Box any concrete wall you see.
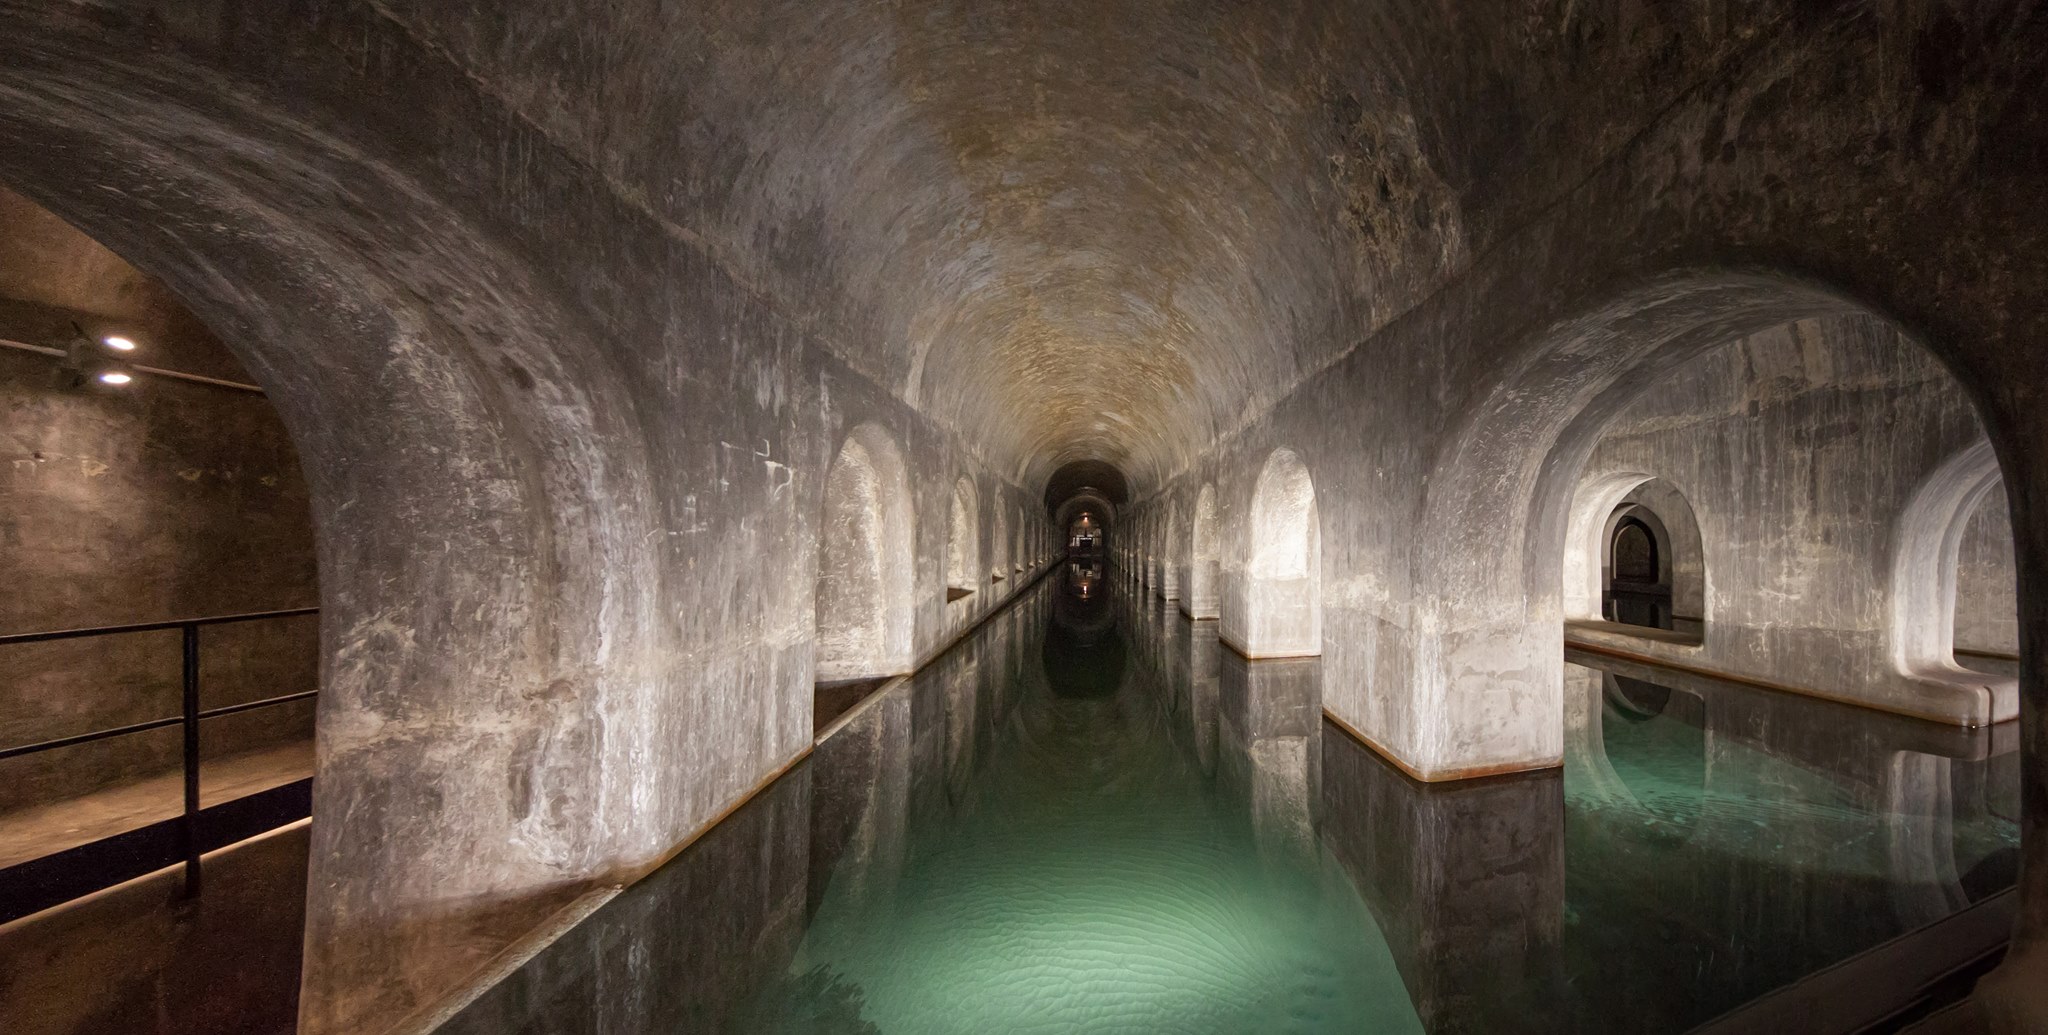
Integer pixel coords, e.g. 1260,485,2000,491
1564,315,2017,725
1958,483,2019,658
0,187,318,811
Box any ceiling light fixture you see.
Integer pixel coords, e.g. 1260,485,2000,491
98,371,133,385
103,336,137,351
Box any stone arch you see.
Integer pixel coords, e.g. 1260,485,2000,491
1184,484,1221,619
1399,269,2019,778
816,423,915,680
1011,507,1025,575
1892,440,2005,683
1056,492,1113,558
1226,448,1320,658
1564,475,1707,636
947,477,980,602
1954,481,2019,666
990,503,1010,583
1609,514,1659,585
0,29,678,1033
1160,507,1182,601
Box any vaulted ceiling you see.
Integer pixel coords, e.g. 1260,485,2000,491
376,1,1794,498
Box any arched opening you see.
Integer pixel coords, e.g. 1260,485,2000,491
1225,448,1320,658
1553,309,2016,727
1605,511,1666,629
0,33,714,1032
1067,511,1104,555
990,506,1009,584
1389,273,2026,781
1954,481,2018,677
1892,440,2017,701
1011,513,1025,577
947,478,980,604
1565,476,1706,640
0,185,321,1033
815,424,915,682
1160,509,1181,602
1184,484,1220,620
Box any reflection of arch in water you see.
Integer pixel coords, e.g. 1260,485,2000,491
1184,620,1222,777
816,423,916,680
1042,604,1126,699
1217,651,1323,855
1564,668,1707,842
1048,618,1130,696
943,643,983,805
1224,448,1321,658
1567,657,2013,921
807,685,913,925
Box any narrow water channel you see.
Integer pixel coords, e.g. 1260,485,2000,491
443,564,2019,1034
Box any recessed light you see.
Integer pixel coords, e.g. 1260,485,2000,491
98,372,133,385
103,336,137,351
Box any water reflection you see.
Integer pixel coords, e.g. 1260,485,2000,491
440,571,2019,1035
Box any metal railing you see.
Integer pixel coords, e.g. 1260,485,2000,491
0,607,318,907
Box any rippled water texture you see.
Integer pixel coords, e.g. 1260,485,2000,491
442,568,2019,1034
743,597,1420,1034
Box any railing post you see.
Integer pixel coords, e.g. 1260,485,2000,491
180,622,202,898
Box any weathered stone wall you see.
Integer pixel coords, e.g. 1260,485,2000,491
0,187,318,811
1563,315,2015,724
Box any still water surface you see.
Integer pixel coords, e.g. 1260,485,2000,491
444,565,2018,1034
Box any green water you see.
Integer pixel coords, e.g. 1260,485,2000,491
443,569,2021,1034
743,590,1423,1033
1556,672,2021,1032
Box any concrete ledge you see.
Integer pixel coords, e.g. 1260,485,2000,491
1566,617,1704,648
1562,632,2014,727
1321,710,1561,784
1217,628,1320,660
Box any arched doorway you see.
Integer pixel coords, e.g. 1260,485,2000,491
1892,440,2016,690
1185,484,1220,620
815,424,914,681
990,505,1009,585
1160,508,1181,602
1566,475,1707,640
1225,448,1320,658
1603,508,1669,630
947,478,980,605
